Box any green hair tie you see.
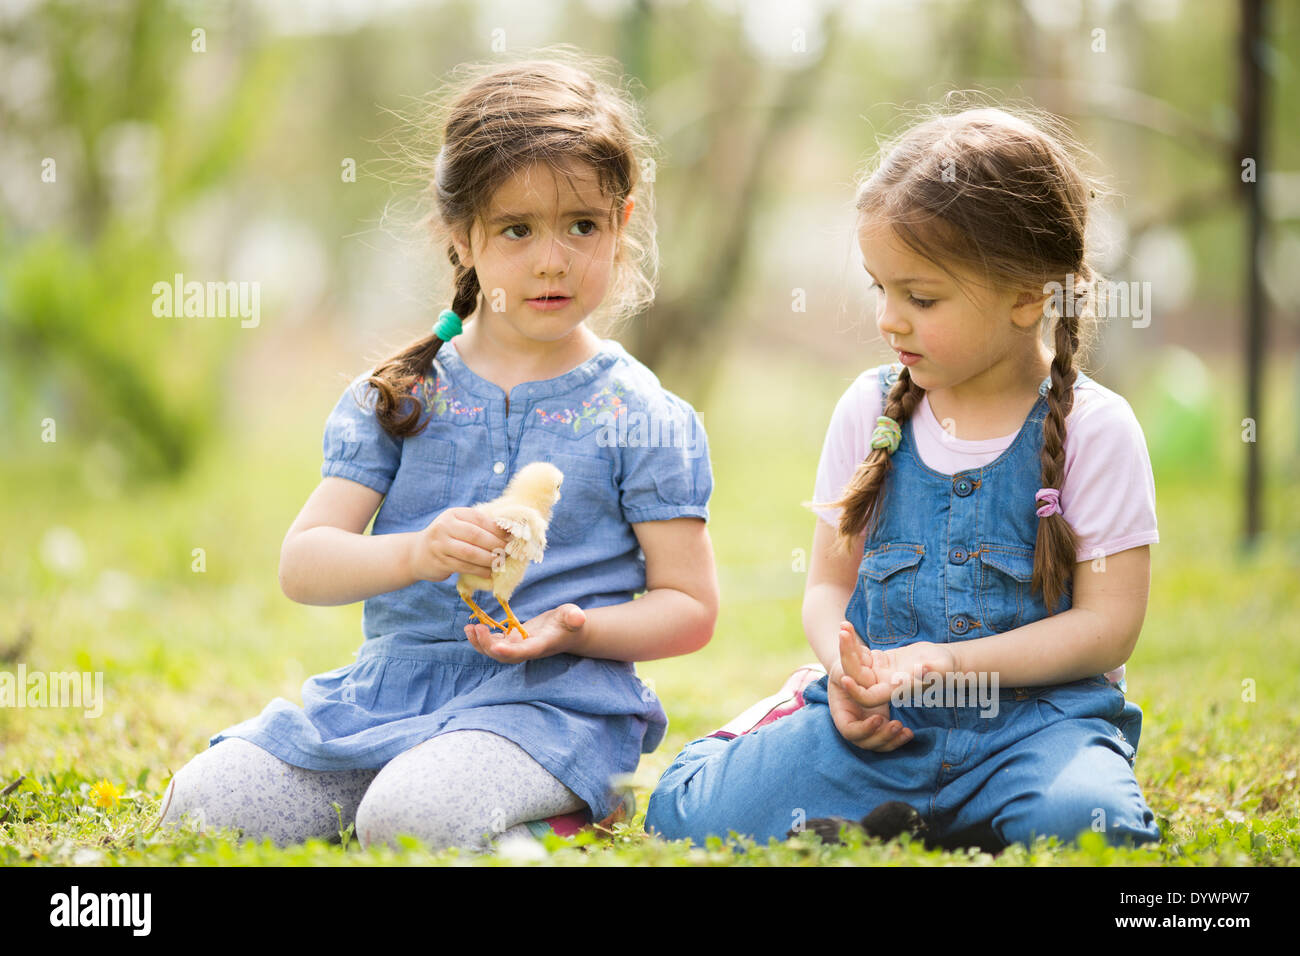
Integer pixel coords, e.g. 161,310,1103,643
871,415,902,455
433,309,462,340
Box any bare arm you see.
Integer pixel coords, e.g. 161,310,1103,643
565,517,719,662
278,477,505,606
950,546,1151,685
278,478,411,606
802,517,864,673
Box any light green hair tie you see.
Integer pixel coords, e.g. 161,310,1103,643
871,415,902,455
433,309,462,340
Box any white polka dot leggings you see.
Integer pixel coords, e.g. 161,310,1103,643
156,731,586,852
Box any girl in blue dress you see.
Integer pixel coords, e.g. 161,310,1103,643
158,56,718,852
647,105,1163,851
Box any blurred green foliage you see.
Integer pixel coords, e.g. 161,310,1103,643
2,0,1297,485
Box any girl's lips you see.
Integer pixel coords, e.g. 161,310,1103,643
896,349,921,366
525,296,572,311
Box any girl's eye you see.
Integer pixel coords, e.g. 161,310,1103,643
870,282,935,309
570,219,597,237
503,224,530,239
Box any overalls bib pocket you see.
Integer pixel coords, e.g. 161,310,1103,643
977,545,1036,634
859,543,924,644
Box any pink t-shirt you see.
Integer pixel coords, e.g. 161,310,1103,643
812,367,1159,686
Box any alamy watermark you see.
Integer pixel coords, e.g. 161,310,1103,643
1044,274,1151,328
152,273,260,328
889,669,1000,718
1,664,103,718
49,885,150,935
594,408,706,459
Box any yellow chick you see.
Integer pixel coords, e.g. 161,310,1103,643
456,461,564,640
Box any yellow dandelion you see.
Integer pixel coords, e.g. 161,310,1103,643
90,779,121,809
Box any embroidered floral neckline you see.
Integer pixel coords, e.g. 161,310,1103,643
410,376,484,420
408,369,629,432
533,382,627,433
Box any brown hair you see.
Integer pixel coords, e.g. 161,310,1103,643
363,50,658,439
822,101,1105,615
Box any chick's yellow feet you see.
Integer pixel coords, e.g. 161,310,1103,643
460,595,506,632
498,598,530,640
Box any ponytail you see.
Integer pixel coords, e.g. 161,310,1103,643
365,245,479,440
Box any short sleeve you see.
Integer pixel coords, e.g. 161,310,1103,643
1061,387,1159,561
320,371,403,495
617,394,712,523
812,370,882,527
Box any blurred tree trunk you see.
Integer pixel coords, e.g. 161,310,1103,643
1238,0,1268,546
621,5,841,400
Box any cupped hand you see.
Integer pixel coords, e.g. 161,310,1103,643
464,603,587,663
828,622,914,752
840,637,959,714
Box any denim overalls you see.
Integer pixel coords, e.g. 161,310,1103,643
646,364,1161,848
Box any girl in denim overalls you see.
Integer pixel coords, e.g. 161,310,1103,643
647,106,1162,850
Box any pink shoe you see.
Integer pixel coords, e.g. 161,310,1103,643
711,663,827,738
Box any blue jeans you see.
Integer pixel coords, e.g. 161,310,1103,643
645,675,1161,849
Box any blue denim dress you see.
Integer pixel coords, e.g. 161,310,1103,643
211,338,711,820
647,363,1161,848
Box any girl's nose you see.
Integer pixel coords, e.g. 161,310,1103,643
875,293,909,337
534,233,571,278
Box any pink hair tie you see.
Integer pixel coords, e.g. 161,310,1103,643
1035,487,1062,518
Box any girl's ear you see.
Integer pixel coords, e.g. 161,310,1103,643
621,197,634,226
450,225,475,269
1010,288,1052,329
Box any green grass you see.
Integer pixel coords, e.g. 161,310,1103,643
1,344,1297,866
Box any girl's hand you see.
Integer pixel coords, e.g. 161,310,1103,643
408,507,509,584
841,639,960,712
464,603,587,663
828,622,914,751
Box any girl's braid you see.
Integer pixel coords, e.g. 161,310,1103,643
831,365,926,551
1033,282,1084,614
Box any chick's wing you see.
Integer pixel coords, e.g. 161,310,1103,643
485,502,549,564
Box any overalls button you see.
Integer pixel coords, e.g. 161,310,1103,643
949,548,967,564
950,616,969,634
953,477,973,497
493,461,506,474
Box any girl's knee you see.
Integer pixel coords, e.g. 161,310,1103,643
644,750,715,842
155,763,226,838
645,763,748,845
646,733,816,845
354,782,401,850
997,786,1159,848
356,729,588,852
355,776,495,853
644,786,686,842
155,746,224,831
155,739,348,847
